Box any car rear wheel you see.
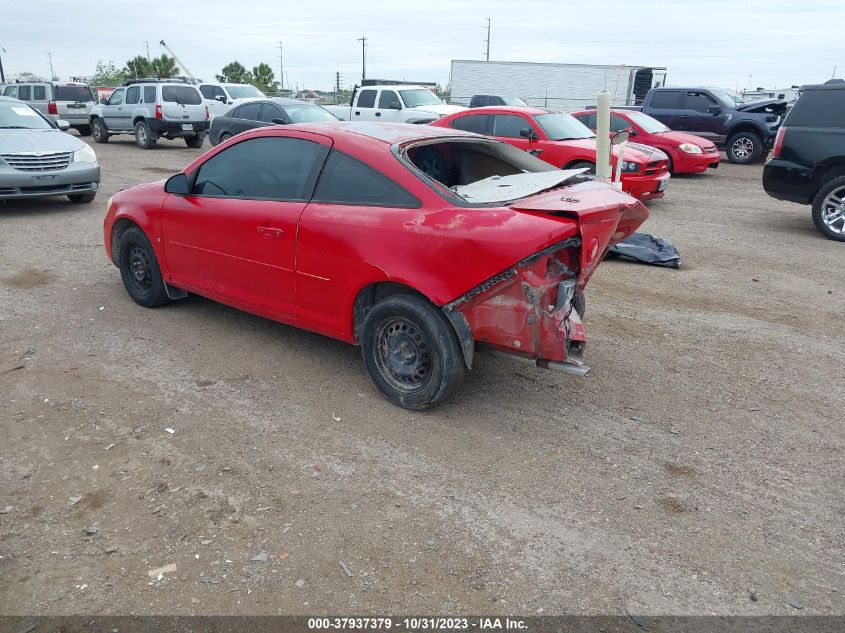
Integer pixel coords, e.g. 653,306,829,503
134,121,157,150
811,176,845,242
184,134,205,148
76,126,92,137
361,294,465,410
68,192,96,204
118,227,170,307
726,131,762,164
91,118,109,143
568,161,595,174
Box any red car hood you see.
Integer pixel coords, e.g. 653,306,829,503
659,130,717,149
557,137,665,162
511,180,648,284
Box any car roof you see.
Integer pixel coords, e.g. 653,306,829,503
276,121,477,144
265,97,319,106
455,105,554,115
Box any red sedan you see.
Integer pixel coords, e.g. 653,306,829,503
104,123,647,409
431,106,670,201
571,109,720,174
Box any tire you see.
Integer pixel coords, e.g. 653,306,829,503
361,294,465,410
117,227,170,307
91,118,109,143
134,121,157,149
569,161,596,174
414,146,449,184
219,132,232,144
726,131,762,164
67,192,96,204
811,175,845,242
76,126,92,137
184,134,205,148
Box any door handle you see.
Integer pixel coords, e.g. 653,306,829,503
354,111,360,116
257,226,283,237
678,114,689,118
375,112,381,117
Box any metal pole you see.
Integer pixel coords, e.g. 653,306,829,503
0,44,5,83
596,91,611,181
47,52,54,80
357,37,367,81
485,19,490,61
144,41,150,61
278,41,284,92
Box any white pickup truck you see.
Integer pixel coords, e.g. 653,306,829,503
324,85,465,124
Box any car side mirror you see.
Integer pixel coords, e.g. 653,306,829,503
55,119,70,131
388,101,402,110
215,95,227,103
99,97,108,105
611,130,630,145
164,173,190,196
625,127,637,136
519,127,538,141
707,106,722,115
271,118,286,125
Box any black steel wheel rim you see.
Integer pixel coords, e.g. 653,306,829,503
128,245,152,295
374,317,433,393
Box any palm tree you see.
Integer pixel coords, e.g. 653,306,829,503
124,55,152,79
250,63,278,94
149,55,179,79
216,61,251,84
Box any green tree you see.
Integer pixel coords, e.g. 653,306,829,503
216,61,251,83
124,55,152,79
149,55,179,79
249,63,277,94
91,59,127,86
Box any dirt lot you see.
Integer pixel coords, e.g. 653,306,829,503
0,134,842,617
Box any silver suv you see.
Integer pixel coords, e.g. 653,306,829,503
89,79,209,149
0,82,96,136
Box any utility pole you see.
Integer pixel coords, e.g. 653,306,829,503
278,41,284,93
47,52,55,80
484,18,491,62
358,36,367,82
335,71,342,102
833,65,838,79
0,44,6,83
144,41,150,61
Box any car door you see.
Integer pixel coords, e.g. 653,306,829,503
374,89,403,122
122,86,141,129
102,88,126,130
258,102,286,125
491,113,532,151
646,90,682,127
201,84,229,119
351,89,377,121
30,85,49,118
160,132,331,318
676,90,728,142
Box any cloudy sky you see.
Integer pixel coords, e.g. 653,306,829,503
2,0,841,93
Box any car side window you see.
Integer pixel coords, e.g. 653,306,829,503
357,90,377,108
213,87,226,100
33,86,46,101
450,114,491,134
3,86,17,98
199,85,215,99
492,114,529,138
610,115,630,132
18,86,31,100
143,86,156,103
378,90,399,109
312,150,420,208
650,90,681,109
125,86,140,105
236,102,261,120
684,91,716,113
259,104,284,123
191,136,322,201
108,89,124,105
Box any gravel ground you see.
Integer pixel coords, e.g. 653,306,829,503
0,134,842,617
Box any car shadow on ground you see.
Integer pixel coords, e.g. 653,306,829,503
0,197,95,218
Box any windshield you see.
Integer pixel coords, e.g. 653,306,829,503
711,89,742,108
161,85,202,105
281,104,338,123
0,102,53,129
226,85,265,99
533,113,595,140
399,89,442,108
54,85,94,102
501,96,527,106
625,110,669,133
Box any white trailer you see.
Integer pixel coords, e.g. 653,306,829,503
449,60,667,111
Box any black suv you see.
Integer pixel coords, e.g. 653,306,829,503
763,79,845,241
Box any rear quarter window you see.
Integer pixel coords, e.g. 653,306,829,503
161,85,202,105
143,86,157,103
787,90,845,128
450,114,491,134
313,151,419,208
649,90,681,109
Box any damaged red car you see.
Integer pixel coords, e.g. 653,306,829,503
104,122,647,409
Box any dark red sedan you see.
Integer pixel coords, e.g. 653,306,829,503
104,122,647,409
571,108,720,174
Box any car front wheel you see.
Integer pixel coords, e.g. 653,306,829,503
726,131,762,164
118,227,170,307
361,294,465,410
68,192,96,204
91,118,109,143
811,175,845,242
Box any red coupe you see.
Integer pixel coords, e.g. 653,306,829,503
104,123,647,409
431,106,670,201
571,108,720,174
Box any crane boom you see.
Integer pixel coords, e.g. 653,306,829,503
159,40,197,83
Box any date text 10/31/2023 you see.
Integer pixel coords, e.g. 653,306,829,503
307,617,528,630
